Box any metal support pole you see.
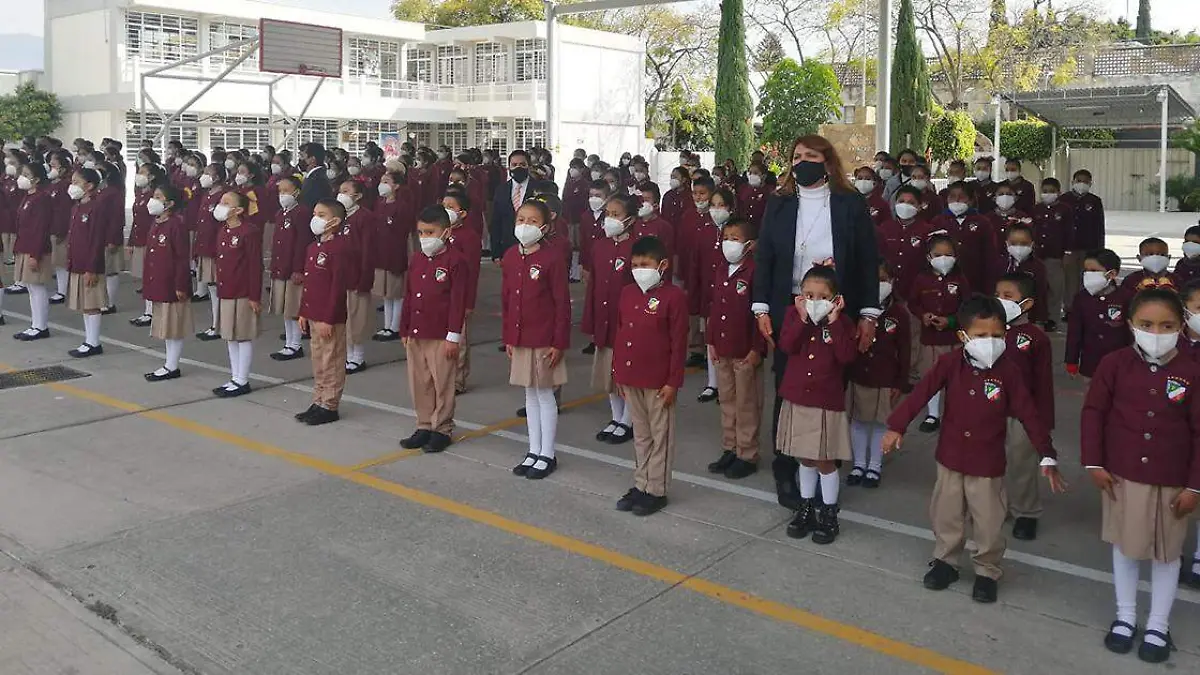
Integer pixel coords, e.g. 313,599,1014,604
140,74,148,154
152,45,257,144
545,1,557,153
1159,87,1169,213
142,38,258,77
993,97,1002,166
860,0,868,108
282,78,326,150
875,0,892,152
1049,125,1057,178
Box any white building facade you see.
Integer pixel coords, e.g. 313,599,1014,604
43,0,645,160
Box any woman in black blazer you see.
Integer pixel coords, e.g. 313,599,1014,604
751,134,881,509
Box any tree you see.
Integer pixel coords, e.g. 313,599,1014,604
914,0,992,109
890,0,932,154
0,83,63,140
660,82,716,150
747,0,826,63
391,0,542,26
1136,0,1151,40
820,0,878,68
714,0,755,166
989,0,1006,36
928,109,976,161
756,58,842,154
753,31,787,73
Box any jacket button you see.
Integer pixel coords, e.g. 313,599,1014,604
1141,456,1149,464
808,354,814,360
1144,432,1152,440
626,361,632,366
969,390,975,396
964,431,971,437
416,293,421,298
626,342,632,347
1150,365,1158,373
1150,389,1157,395
1147,411,1155,418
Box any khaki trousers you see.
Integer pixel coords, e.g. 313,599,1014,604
688,316,704,351
455,314,472,391
930,462,1008,580
1063,251,1083,312
1044,257,1064,322
625,386,676,497
311,322,347,410
715,358,763,461
407,338,456,435
1004,417,1042,519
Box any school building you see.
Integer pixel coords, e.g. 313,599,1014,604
41,0,645,160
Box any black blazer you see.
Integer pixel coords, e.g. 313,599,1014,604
489,180,524,259
300,167,333,208
752,189,880,333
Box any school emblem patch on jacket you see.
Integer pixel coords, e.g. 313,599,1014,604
529,265,541,280
1106,306,1122,322
434,267,448,283
984,379,1002,402
1016,333,1032,351
646,297,660,313
735,280,748,295
883,317,898,334
1166,377,1188,403
947,283,959,295
316,252,327,267
822,327,832,343
614,257,626,272
230,235,240,247
910,236,921,248
157,233,167,245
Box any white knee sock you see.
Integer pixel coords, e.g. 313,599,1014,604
1111,545,1139,636
83,313,101,346
536,387,558,459
55,268,68,295
165,339,183,370
706,356,718,388
284,318,300,349
382,301,394,332
868,424,886,473
1147,558,1181,645
143,299,152,316
209,289,220,328
105,275,118,307
618,399,633,426
28,284,49,330
349,344,365,364
608,393,624,423
236,341,253,385
850,420,871,469
226,341,239,382
797,464,819,499
927,391,942,418
525,387,542,456
388,299,402,332
819,470,841,505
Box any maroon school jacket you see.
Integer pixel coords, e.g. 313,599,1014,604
849,301,911,390
929,213,992,293
1177,334,1200,366
1120,269,1178,294
141,214,191,303
1060,191,1104,251
677,208,712,289
66,196,109,274
99,185,125,247
1006,321,1055,429
661,186,691,228
0,175,16,234
269,203,314,281
1173,256,1200,285
737,183,769,230
689,222,724,316
373,196,413,276
562,174,588,223
876,217,937,301
1030,200,1074,260
582,234,636,348
191,187,227,258
399,247,469,340
866,192,890,226
612,282,688,390
299,235,353,325
501,243,570,350
634,215,675,269
46,179,73,240
776,310,857,410
986,253,1049,323
707,258,767,359
338,206,378,295
1065,285,1133,377
215,222,263,301
916,187,944,220
13,190,52,258
129,188,154,247
447,222,482,311
981,209,1032,260
889,351,1056,477
970,179,1000,215
1003,177,1037,213
909,267,970,346
1081,348,1200,489
578,207,604,274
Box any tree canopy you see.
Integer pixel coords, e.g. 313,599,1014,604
756,58,842,154
0,83,63,141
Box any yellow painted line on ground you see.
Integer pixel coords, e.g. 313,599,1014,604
346,449,424,472
29,376,996,675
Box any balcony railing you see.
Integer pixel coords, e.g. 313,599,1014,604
450,80,546,103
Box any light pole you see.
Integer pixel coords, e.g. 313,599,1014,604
1157,87,1169,213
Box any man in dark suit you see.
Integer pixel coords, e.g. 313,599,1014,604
297,142,333,208
488,149,531,261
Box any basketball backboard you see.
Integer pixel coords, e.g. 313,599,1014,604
259,19,343,78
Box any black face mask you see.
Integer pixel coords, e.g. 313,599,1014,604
900,164,915,178
791,161,827,188
510,167,529,184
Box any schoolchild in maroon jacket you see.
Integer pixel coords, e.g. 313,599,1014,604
847,261,910,489
691,186,736,403
562,158,589,226
443,189,481,394
908,235,971,431
192,163,229,339
578,179,612,355
1001,159,1037,213
212,191,262,398
705,218,767,480
908,164,943,220
1178,281,1200,590
930,181,992,294
983,182,1030,259
10,162,53,340
679,177,717,368
995,272,1054,541
336,180,377,374
371,171,412,342
737,162,770,230
1060,169,1105,312
634,183,674,280
853,166,890,226
266,176,314,361
1173,225,1200,285
1,152,21,263
65,167,111,358
661,166,691,230
987,222,1049,324
612,235,687,517
1066,248,1133,379
128,162,166,325
398,206,469,454
296,200,354,427
937,161,968,204
1082,289,1200,663
447,167,485,236
97,162,125,315
46,151,74,303
505,200,570,480
587,194,640,444
1030,177,1074,330
140,185,193,382
885,296,1065,604
1121,237,1177,293
877,185,935,302
776,266,859,544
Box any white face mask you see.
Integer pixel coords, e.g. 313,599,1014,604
309,216,329,236
326,169,338,180
710,207,730,226
948,201,969,216
1007,244,1033,262
879,281,893,303
1072,182,1091,195
632,267,662,292
748,174,763,188
1188,311,1200,336
591,170,602,181
722,240,746,263
694,200,710,211
569,168,581,179
444,207,459,225
213,204,232,222
67,184,85,200
514,223,544,246
854,179,875,195
1141,254,1169,274
224,159,236,170
174,157,184,167
377,182,395,197
336,193,355,210
278,193,297,210
975,170,991,181
420,235,446,257
1041,192,1059,204
234,174,249,186
80,161,95,171
995,195,1016,211
947,174,964,182
910,178,929,191
1133,328,1179,362
1183,242,1200,259
637,203,654,218
805,298,833,324
48,168,60,181
930,255,956,276
133,174,149,189
1006,170,1021,181
997,297,1027,324
271,164,283,175
146,198,166,216
1082,270,1111,295
588,196,605,212
184,165,199,178
964,336,1006,368
669,178,681,190
347,166,361,176
894,203,919,221
603,216,627,238
878,168,895,181
16,175,32,191
872,161,883,171
199,174,215,189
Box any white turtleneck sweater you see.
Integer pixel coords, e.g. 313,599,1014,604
791,183,834,293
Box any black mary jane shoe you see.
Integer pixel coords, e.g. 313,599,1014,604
372,329,399,342
581,342,596,355
595,421,617,442
100,305,117,315
697,386,718,403
190,293,210,303
49,293,66,305
923,559,960,590
512,453,540,477
605,423,633,445
400,430,432,449
345,361,368,374
144,368,181,382
196,328,221,342
270,346,305,362
971,576,998,603
525,457,557,480
723,458,758,479
213,382,252,398
4,285,28,295
918,415,941,433
129,314,152,327
13,328,50,341
1103,621,1137,655
1136,630,1175,664
846,467,865,486
862,470,881,489
295,404,320,423
684,352,706,369
1181,557,1200,589
68,343,103,358
707,450,736,474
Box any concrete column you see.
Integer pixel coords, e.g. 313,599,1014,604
875,0,892,153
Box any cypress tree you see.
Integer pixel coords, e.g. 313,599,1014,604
714,0,754,167
1136,0,1152,40
890,0,932,155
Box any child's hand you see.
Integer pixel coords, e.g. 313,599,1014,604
505,345,513,358
1088,467,1118,500
1065,363,1079,378
755,314,775,351
291,272,304,285
318,322,333,339
921,312,935,326
889,388,903,405
443,340,460,360
298,316,308,332
249,300,261,314
708,344,719,364
793,296,808,322
176,290,188,301
931,316,948,330
1042,466,1069,494
828,295,845,322
881,430,903,454
657,385,677,406
1171,489,1200,518
544,347,562,368
401,336,410,347
744,350,762,367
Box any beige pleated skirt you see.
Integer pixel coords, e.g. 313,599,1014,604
1101,478,1189,563
346,290,373,344
218,297,260,341
50,237,67,268
776,402,852,461
372,269,405,300
917,343,958,375
67,272,109,312
510,346,568,388
270,278,302,318
591,346,615,393
14,253,53,285
847,382,895,424
151,301,194,340
104,246,125,275
196,256,217,285
129,246,146,278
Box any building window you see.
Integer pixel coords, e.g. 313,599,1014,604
514,118,546,150
437,123,469,153
349,37,400,80
124,110,199,159
124,11,199,65
406,47,433,83
436,45,467,86
206,115,270,154
208,22,259,71
296,118,341,152
405,122,432,148
474,119,509,156
515,39,546,81
474,42,509,84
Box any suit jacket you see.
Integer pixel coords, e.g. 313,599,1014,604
752,189,880,335
489,179,528,259
300,166,333,208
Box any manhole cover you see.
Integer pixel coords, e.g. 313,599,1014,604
0,365,91,391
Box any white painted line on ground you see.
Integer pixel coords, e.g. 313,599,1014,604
7,309,1199,605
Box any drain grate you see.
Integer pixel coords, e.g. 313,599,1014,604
0,365,91,391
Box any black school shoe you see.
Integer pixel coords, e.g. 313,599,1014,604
400,429,432,449
49,293,65,305
305,406,340,426
919,415,940,433
295,404,319,422
513,453,539,476
213,382,251,398
923,560,960,590
972,576,998,603
605,423,633,444
786,498,816,539
1103,621,1137,655
196,327,220,341
772,455,802,510
144,368,181,382
68,343,103,358
1012,517,1038,541
707,450,736,474
129,314,152,327
525,456,557,480
423,432,452,453
632,492,668,516
1137,630,1175,664
697,386,718,403
100,305,117,315
724,459,757,479
270,346,304,361
862,470,881,489
13,328,50,341
595,420,617,442
811,503,840,545
616,488,643,512
846,466,865,486
1181,557,1200,589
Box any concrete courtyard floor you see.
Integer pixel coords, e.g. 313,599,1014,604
2,248,1200,674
